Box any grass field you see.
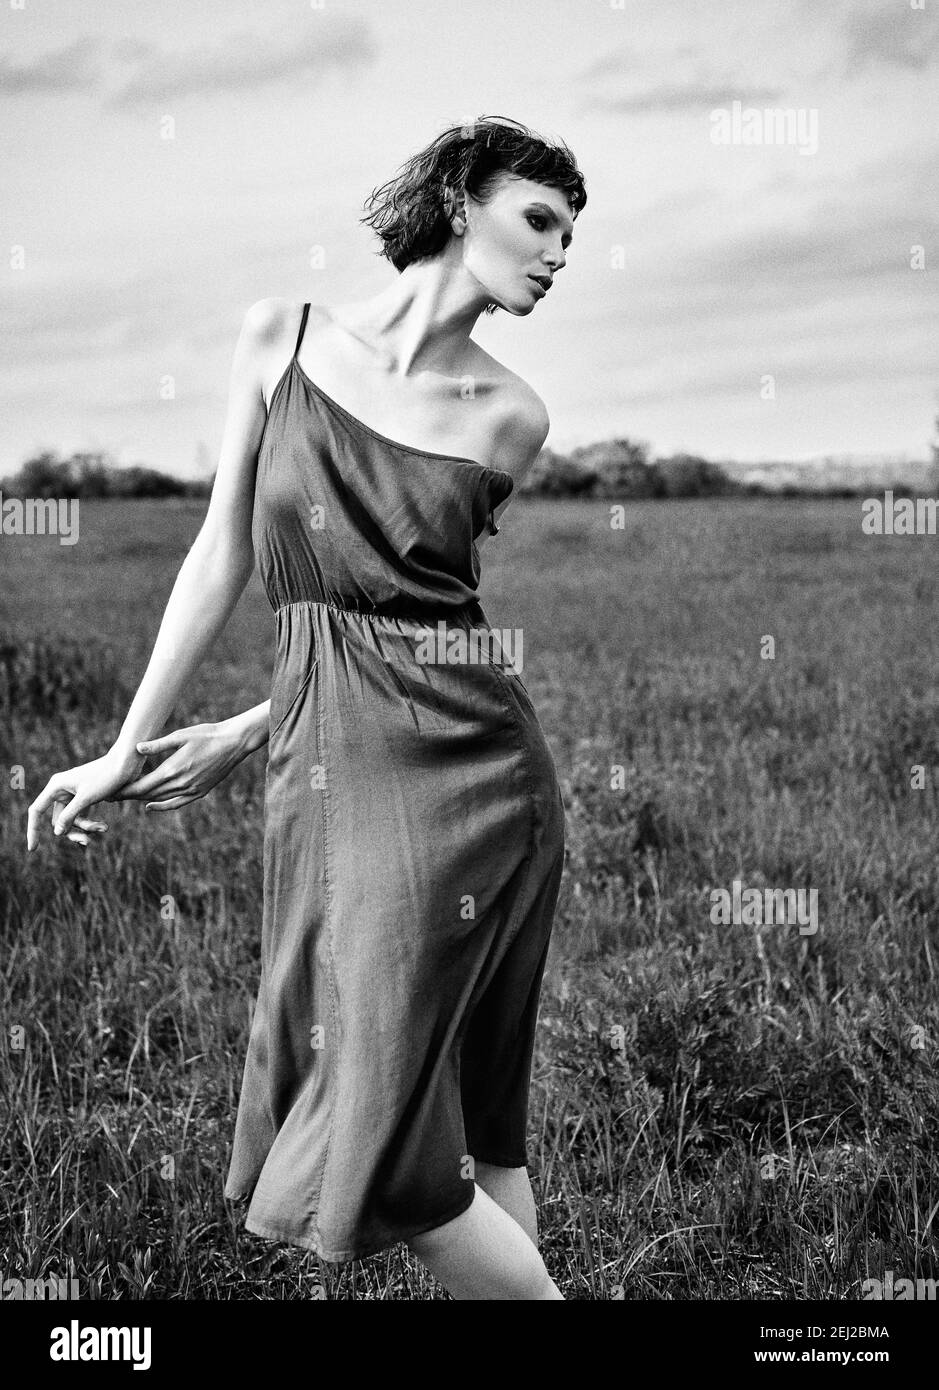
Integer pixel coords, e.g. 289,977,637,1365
2,495,938,1299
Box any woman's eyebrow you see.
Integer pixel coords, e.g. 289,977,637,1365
528,202,574,246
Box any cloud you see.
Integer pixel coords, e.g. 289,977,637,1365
0,20,376,106
575,42,785,114
589,81,784,114
0,35,101,94
111,38,160,63
685,213,939,289
107,19,378,106
577,47,641,82
842,3,939,74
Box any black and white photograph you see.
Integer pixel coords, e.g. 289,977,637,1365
2,0,938,1349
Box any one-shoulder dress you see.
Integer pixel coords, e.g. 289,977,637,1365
223,302,566,1262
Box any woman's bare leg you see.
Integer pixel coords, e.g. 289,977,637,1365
407,1185,563,1300
473,1161,538,1245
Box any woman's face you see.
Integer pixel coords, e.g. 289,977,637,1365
458,174,573,314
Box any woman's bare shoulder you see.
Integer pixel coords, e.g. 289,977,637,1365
242,296,306,346
243,299,327,409
473,347,550,463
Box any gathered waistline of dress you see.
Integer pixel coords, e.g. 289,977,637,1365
274,597,485,623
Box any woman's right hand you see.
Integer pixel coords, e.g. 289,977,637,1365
113,718,255,813
25,745,147,854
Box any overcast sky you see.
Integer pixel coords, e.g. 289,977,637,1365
3,0,938,477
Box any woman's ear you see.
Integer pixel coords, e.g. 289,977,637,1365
442,185,466,234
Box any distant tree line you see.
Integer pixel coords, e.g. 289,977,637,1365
521,441,741,498
0,443,743,501
2,443,935,502
1,450,210,500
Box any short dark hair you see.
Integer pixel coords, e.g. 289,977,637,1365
360,115,587,312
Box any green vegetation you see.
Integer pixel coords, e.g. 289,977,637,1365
1,496,937,1298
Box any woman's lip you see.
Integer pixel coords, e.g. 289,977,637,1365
528,276,546,296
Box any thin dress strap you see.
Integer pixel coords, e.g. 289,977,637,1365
293,302,311,359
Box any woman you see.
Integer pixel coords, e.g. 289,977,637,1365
26,116,586,1300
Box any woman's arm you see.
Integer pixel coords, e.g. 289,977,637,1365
111,302,282,759
474,383,550,545
32,701,273,847
109,538,254,761
26,300,289,851
220,699,271,757
117,700,272,813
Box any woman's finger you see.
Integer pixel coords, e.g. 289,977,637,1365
48,793,71,834
27,781,70,851
135,732,187,757
113,762,187,801
30,778,70,818
140,778,190,803
145,794,198,811
52,792,99,838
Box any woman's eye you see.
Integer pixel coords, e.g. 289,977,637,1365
527,215,546,231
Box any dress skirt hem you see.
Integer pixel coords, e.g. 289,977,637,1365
232,1183,479,1264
